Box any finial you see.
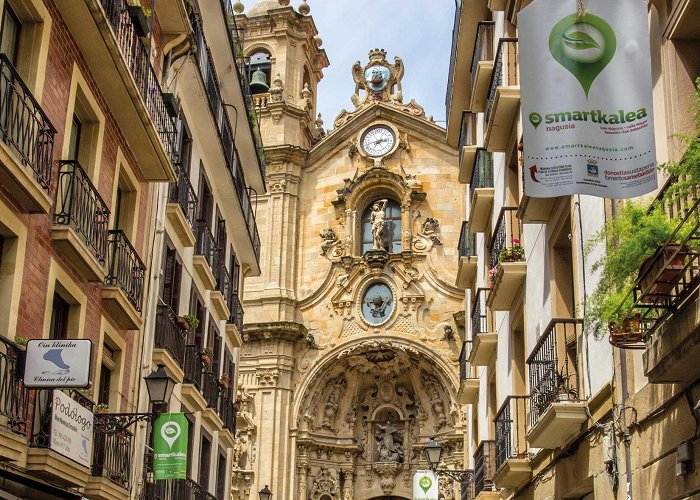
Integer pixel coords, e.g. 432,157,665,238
313,35,323,47
233,1,244,13
278,0,290,5
315,113,323,128
299,0,310,15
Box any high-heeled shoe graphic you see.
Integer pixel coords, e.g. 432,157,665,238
42,349,70,375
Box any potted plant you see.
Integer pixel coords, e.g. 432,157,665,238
637,243,689,302
127,1,151,37
201,347,214,365
13,336,26,347
553,368,577,402
219,373,230,389
94,403,110,414
499,238,525,263
609,313,644,346
488,266,499,287
181,314,199,331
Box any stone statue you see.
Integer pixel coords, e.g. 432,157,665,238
321,376,346,432
320,227,338,255
364,291,391,318
376,420,403,463
232,431,248,468
370,199,388,250
420,217,442,245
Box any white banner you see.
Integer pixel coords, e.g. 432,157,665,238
50,390,93,468
413,471,438,500
520,0,657,199
24,339,92,388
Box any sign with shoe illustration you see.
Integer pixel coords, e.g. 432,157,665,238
24,339,93,388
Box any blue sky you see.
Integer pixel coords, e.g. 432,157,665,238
307,0,456,130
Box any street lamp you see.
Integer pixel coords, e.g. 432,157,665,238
144,364,176,404
258,485,272,500
423,437,474,485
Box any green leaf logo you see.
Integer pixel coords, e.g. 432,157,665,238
549,13,616,97
419,475,432,493
529,112,542,129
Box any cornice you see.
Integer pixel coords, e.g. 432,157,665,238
263,144,309,165
242,321,309,343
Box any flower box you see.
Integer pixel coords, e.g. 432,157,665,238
128,5,150,37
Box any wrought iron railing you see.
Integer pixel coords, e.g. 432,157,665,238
486,38,519,123
105,230,146,312
0,54,56,192
527,319,583,427
228,292,244,332
195,220,217,271
142,477,217,500
459,341,473,380
154,304,187,368
459,221,477,257
168,168,198,230
31,389,94,448
216,261,232,301
494,395,529,471
183,344,205,390
471,288,490,336
468,148,493,204
99,0,178,162
473,440,496,496
489,207,521,270
232,152,261,261
470,21,495,93
201,370,221,411
222,397,236,433
0,337,29,434
53,160,111,264
92,425,132,489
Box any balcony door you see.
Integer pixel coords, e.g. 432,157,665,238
0,6,21,66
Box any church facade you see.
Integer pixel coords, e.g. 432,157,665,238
231,2,468,499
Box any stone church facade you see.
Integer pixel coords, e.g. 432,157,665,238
231,2,467,498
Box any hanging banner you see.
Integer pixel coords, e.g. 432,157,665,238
153,413,188,480
520,0,657,199
413,471,439,500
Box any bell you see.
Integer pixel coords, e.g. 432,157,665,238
249,68,270,94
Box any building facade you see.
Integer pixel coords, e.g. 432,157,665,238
233,1,471,499
447,0,700,499
0,0,262,498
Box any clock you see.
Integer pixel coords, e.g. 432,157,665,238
361,125,396,157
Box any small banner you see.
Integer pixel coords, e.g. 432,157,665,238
520,0,657,199
413,471,439,500
153,413,188,480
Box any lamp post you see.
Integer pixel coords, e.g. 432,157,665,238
424,437,475,488
258,485,272,500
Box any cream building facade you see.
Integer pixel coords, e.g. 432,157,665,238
231,1,471,499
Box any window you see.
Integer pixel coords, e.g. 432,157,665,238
216,450,227,499
177,116,193,175
49,292,69,340
198,171,213,226
246,50,271,94
186,414,195,476
111,168,138,240
66,114,82,161
190,292,205,347
63,78,105,178
361,199,402,254
98,357,112,406
211,324,221,376
161,240,182,313
199,434,211,489
0,6,21,65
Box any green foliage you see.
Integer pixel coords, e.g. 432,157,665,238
13,336,26,346
182,314,199,330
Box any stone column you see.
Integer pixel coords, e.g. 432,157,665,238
297,458,309,499
341,468,355,500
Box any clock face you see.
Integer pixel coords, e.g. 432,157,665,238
361,126,396,157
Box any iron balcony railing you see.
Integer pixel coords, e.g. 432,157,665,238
459,221,477,257
154,304,187,369
489,207,522,270
494,395,530,471
106,230,146,312
195,220,217,271
222,396,236,433
459,341,473,380
445,0,462,123
168,168,198,231
53,160,111,265
0,337,29,434
473,440,496,496
201,370,221,412
228,292,244,332
232,156,261,262
470,21,495,94
486,38,519,123
142,477,217,500
0,54,56,192
527,318,583,427
92,426,132,489
99,0,178,163
471,288,490,337
216,260,232,302
468,148,493,204
183,344,205,390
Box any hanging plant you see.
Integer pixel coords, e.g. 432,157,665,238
182,314,199,331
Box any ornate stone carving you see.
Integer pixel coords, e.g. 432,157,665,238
256,369,280,387
321,375,346,433
341,469,354,500
232,431,248,468
297,459,310,499
310,466,340,499
419,217,442,245
422,373,447,430
269,73,284,103
370,199,388,250
363,249,389,269
375,420,403,463
363,287,392,320
320,227,339,256
373,463,404,495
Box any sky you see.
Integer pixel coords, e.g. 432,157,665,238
304,0,456,130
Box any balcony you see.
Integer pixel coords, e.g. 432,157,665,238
142,476,217,500
473,440,498,499
193,220,218,291
517,193,563,224
458,111,477,183
153,304,187,383
0,337,29,463
469,22,495,113
85,426,132,499
52,161,110,282
487,208,526,311
468,150,494,233
211,262,232,322
155,0,192,34
102,230,146,329
201,370,224,428
458,341,479,405
526,319,587,449
0,54,56,213
493,396,532,490
469,288,497,366
166,170,198,248
181,344,207,412
54,0,178,181
226,292,244,348
485,39,520,153
456,222,478,289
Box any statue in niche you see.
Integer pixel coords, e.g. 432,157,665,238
322,376,346,432
376,421,403,463
370,199,388,250
423,375,447,430
232,431,248,468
